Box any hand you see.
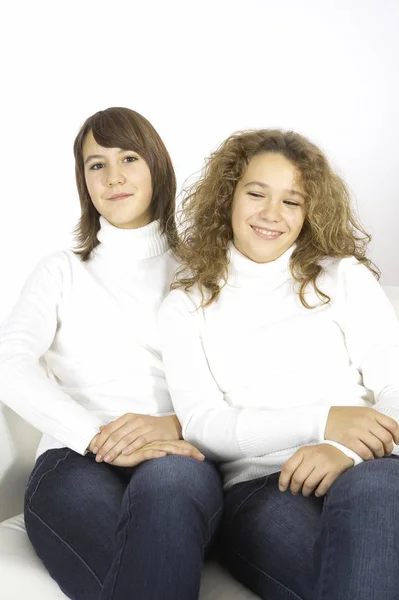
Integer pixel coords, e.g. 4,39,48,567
279,444,353,497
325,406,399,461
108,439,205,467
91,413,182,463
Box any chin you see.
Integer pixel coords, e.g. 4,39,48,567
109,213,148,229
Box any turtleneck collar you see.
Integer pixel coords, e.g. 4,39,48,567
227,241,294,288
93,216,169,262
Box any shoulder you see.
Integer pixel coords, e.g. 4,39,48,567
317,255,386,313
319,255,378,288
35,249,77,270
23,250,79,293
160,286,202,319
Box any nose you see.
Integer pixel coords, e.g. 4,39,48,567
259,199,281,223
106,165,126,187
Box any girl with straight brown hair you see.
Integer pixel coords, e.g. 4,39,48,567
0,107,223,600
159,129,399,600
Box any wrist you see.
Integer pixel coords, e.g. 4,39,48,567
322,440,363,466
166,414,182,439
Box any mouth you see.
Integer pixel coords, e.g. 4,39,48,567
107,193,132,201
250,225,283,240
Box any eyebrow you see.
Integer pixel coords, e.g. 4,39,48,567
84,154,105,165
243,181,307,200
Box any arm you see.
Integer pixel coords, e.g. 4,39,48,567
339,259,399,422
159,290,330,462
0,254,103,454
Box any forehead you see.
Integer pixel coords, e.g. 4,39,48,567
82,130,122,158
242,153,303,191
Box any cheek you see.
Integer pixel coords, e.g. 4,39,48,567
289,212,305,235
136,168,153,199
232,198,250,229
85,173,101,199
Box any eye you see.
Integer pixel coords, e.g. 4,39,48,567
248,192,263,198
283,200,300,207
90,163,104,170
124,155,138,163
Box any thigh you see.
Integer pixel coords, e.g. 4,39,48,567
221,473,324,600
313,456,399,600
24,448,129,597
98,456,224,600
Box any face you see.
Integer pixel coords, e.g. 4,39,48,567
231,152,306,263
82,130,153,229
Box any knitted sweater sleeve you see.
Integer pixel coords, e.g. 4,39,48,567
338,258,399,423
0,253,103,454
159,289,330,461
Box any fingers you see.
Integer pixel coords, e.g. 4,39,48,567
279,444,355,498
301,468,323,497
313,472,338,497
289,463,316,495
113,441,205,467
371,427,394,456
345,439,374,461
326,407,399,457
374,413,399,445
121,429,160,455
149,441,205,461
102,427,155,463
125,448,168,467
360,432,385,458
93,414,136,453
278,453,303,492
95,421,143,462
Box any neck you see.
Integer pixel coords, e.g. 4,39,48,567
227,241,294,287
93,216,169,263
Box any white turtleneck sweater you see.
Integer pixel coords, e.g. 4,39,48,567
0,217,178,459
159,243,399,490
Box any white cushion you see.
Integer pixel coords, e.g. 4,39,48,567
0,514,259,600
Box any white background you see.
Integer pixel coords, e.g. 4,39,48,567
1,0,398,320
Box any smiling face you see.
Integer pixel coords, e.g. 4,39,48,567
82,130,153,229
231,152,307,263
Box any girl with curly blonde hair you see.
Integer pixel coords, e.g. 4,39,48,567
159,129,399,600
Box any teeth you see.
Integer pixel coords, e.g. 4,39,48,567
252,226,281,238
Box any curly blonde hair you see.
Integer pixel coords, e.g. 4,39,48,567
173,129,379,308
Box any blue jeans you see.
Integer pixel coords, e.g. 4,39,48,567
220,456,399,600
24,449,223,600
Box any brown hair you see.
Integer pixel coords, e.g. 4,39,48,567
173,129,379,308
73,107,177,260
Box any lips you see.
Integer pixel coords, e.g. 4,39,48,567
108,193,132,201
251,225,283,239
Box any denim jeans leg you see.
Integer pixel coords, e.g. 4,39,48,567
99,455,224,600
24,448,129,599
220,473,324,600
314,455,399,600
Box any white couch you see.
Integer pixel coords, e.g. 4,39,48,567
1,286,399,600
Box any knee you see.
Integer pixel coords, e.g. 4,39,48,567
327,456,399,508
25,449,104,512
129,456,223,509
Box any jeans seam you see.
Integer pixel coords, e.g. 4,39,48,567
230,477,269,521
25,502,104,589
317,509,338,600
231,547,305,600
205,504,223,548
26,449,72,505
106,486,132,599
